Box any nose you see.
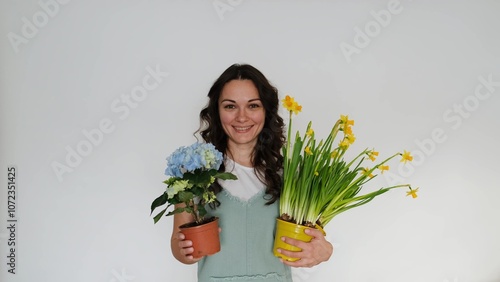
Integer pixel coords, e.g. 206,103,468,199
236,108,248,122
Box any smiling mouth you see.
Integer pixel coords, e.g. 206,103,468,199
233,126,253,132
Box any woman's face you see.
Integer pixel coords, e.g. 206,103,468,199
218,79,265,151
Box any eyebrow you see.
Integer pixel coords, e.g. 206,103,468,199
220,98,262,103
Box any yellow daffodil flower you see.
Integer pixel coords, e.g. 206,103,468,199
406,187,419,198
368,150,379,161
304,146,313,155
343,125,353,135
330,151,338,158
282,95,302,115
362,167,374,178
378,165,389,173
339,139,350,148
340,115,354,126
400,150,413,163
282,95,295,110
346,134,356,144
306,128,314,137
293,104,302,115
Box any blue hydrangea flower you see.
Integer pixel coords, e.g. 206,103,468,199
165,142,223,177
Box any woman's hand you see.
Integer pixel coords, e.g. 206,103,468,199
277,228,333,268
172,227,221,264
173,231,203,263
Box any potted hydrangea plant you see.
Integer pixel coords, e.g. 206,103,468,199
151,142,237,258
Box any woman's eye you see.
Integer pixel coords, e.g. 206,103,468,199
224,104,235,109
249,104,261,109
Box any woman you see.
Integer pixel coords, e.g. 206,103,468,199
171,64,333,281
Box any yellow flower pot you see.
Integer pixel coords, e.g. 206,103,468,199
273,218,326,262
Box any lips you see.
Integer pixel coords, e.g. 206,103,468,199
233,125,253,132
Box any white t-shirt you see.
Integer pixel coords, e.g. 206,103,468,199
218,158,266,202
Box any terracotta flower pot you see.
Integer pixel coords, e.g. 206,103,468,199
180,217,220,258
273,218,325,262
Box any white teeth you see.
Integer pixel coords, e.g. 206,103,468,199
235,126,251,131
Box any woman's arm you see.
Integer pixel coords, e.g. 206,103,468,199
170,204,203,264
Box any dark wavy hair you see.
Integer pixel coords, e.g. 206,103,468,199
197,63,285,205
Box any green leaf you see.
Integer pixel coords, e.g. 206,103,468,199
183,169,212,186
153,208,168,224
178,191,194,202
184,206,193,214
214,172,238,180
197,205,207,218
190,186,204,195
169,196,182,205
166,207,186,217
163,177,181,185
150,193,168,214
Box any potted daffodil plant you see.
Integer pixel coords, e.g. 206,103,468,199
273,95,418,261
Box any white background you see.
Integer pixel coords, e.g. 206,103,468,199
1,1,500,281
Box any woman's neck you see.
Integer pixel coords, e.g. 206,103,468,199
226,143,254,167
